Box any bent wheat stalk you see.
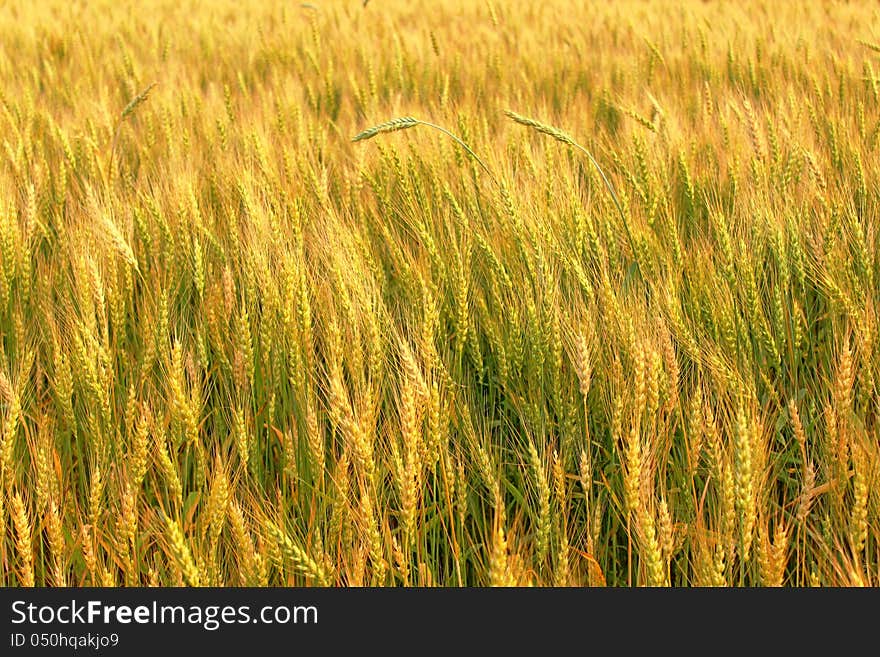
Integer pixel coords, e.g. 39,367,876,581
504,110,640,279
352,117,498,186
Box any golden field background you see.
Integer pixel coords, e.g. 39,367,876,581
0,0,879,586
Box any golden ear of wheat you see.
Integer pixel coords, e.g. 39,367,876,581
352,117,420,142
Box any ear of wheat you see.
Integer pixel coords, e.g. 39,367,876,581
857,39,880,54
352,117,420,142
121,82,157,120
504,110,576,146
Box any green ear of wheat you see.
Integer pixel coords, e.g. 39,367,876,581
121,82,157,120
504,110,577,146
352,117,420,142
352,116,497,185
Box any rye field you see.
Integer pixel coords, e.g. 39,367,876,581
0,0,879,587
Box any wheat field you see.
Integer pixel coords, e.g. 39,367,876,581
0,0,878,587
